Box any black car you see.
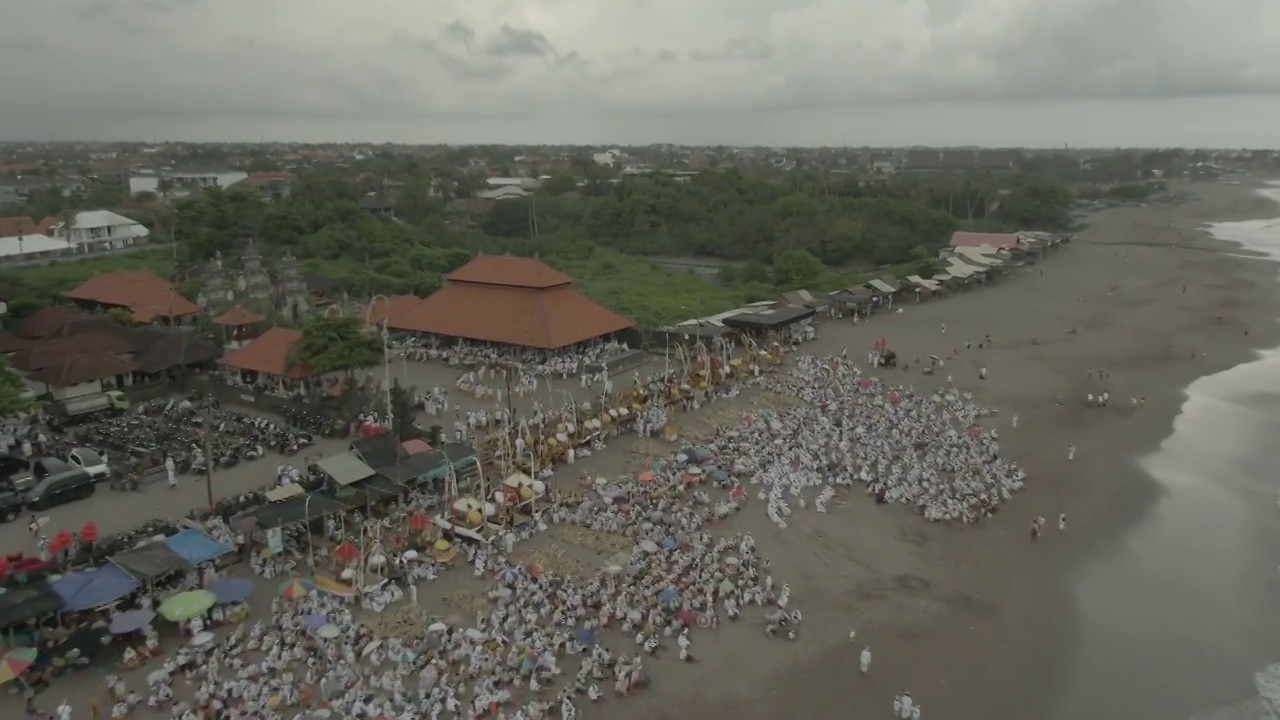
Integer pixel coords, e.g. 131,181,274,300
24,470,94,511
0,454,29,491
0,485,23,522
8,457,71,494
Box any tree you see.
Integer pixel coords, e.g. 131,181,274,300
290,316,383,375
772,249,824,289
0,356,31,418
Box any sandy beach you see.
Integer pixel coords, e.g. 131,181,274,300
606,178,1280,720
5,179,1278,719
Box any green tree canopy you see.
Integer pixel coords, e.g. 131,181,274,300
0,356,31,418
290,316,383,375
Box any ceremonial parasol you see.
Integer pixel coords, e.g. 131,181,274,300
408,511,429,532
333,542,358,563
0,556,8,577
636,470,654,483
657,587,679,605
279,578,313,600
0,647,37,684
718,579,734,594
159,590,217,621
208,577,255,605
80,521,98,544
525,562,543,577
109,608,156,634
317,624,341,639
573,627,596,647
304,613,328,630
49,529,73,554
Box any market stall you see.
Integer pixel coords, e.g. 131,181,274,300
162,528,233,567
111,544,190,585
51,563,140,612
0,581,62,630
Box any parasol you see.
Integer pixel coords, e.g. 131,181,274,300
660,537,677,550
433,539,451,552
636,470,654,483
678,610,698,627
191,631,215,646
208,577,255,605
718,579,735,594
639,540,659,554
80,521,98,544
657,588,679,605
408,511,430,532
525,562,543,577
0,647,37,684
361,639,383,658
304,613,328,630
426,622,447,633
402,549,419,561
109,608,156,634
0,556,8,576
279,578,314,600
573,626,596,647
333,542,359,563
49,529,73,554
159,590,217,622
317,624,341,639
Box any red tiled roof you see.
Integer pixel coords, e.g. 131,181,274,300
11,331,134,371
0,215,55,237
63,270,202,321
233,171,293,187
950,231,1023,249
445,255,573,289
364,294,423,326
28,352,137,387
10,306,85,339
219,327,313,378
0,332,31,353
388,284,633,349
213,305,266,326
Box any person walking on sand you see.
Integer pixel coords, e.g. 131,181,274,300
979,366,987,380
1068,445,1076,461
860,645,871,675
1058,513,1067,532
165,456,176,489
940,323,946,335
1011,413,1019,429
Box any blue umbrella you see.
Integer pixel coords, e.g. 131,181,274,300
304,613,327,630
208,578,255,605
573,626,596,647
659,537,677,551
657,587,679,606
109,608,156,635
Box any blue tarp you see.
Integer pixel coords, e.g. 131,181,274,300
51,564,141,612
163,529,232,566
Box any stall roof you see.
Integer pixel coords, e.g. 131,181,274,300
350,433,399,469
51,563,141,612
244,492,346,529
0,581,63,628
374,442,476,484
163,528,232,565
356,473,405,497
111,542,190,581
264,484,305,502
721,305,816,330
315,453,376,487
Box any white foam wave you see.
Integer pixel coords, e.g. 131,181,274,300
1190,184,1280,720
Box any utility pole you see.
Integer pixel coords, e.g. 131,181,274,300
202,403,215,509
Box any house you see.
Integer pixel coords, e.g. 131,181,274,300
129,169,248,196
949,231,1024,251
486,177,540,190
357,193,395,218
0,216,58,237
62,269,201,322
52,210,150,252
592,151,620,167
232,171,293,202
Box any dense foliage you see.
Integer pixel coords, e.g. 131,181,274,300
0,168,1074,327
290,316,383,374
0,356,32,417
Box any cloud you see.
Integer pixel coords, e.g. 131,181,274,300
0,0,1279,142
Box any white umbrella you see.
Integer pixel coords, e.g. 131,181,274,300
361,639,383,657
639,540,659,554
191,631,215,647
317,624,340,639
402,549,419,561
603,564,623,575
427,622,447,633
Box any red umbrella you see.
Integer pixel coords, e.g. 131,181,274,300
0,556,9,576
333,542,358,563
525,562,543,577
49,530,72,554
408,511,429,532
80,522,98,544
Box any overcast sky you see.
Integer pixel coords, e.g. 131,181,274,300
2,0,1279,147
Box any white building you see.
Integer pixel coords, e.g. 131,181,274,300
53,210,150,252
129,169,249,196
592,150,621,166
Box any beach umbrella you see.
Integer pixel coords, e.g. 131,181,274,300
317,624,340,640
109,608,156,634
333,542,359,563
525,562,543,577
636,470,654,483
678,610,698,627
304,613,328,631
208,578,255,605
660,537,677,551
0,647,37,684
573,626,596,647
656,588,678,606
408,511,430,532
158,590,217,621
279,578,313,600
718,579,734,594
433,539,451,552
402,549,419,561
639,540,658,554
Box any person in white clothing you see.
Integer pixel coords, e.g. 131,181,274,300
1068,445,1076,461
165,456,177,489
859,645,871,674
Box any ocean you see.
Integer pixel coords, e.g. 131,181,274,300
1051,185,1280,720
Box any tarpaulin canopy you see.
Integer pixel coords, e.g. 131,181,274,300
163,529,233,566
375,443,476,484
0,582,63,628
51,563,140,612
241,492,346,529
314,453,376,487
111,543,190,581
355,473,404,497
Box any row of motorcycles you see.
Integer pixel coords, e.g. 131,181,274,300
48,396,317,483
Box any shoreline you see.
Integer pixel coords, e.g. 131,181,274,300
644,178,1280,720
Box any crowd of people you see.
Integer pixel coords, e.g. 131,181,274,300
400,339,627,379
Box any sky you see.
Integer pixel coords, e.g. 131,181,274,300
2,0,1280,147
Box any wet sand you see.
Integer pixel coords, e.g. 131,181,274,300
7,180,1278,718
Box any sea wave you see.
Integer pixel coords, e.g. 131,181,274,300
1188,184,1280,720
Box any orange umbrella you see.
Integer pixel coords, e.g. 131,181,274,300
636,471,654,483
